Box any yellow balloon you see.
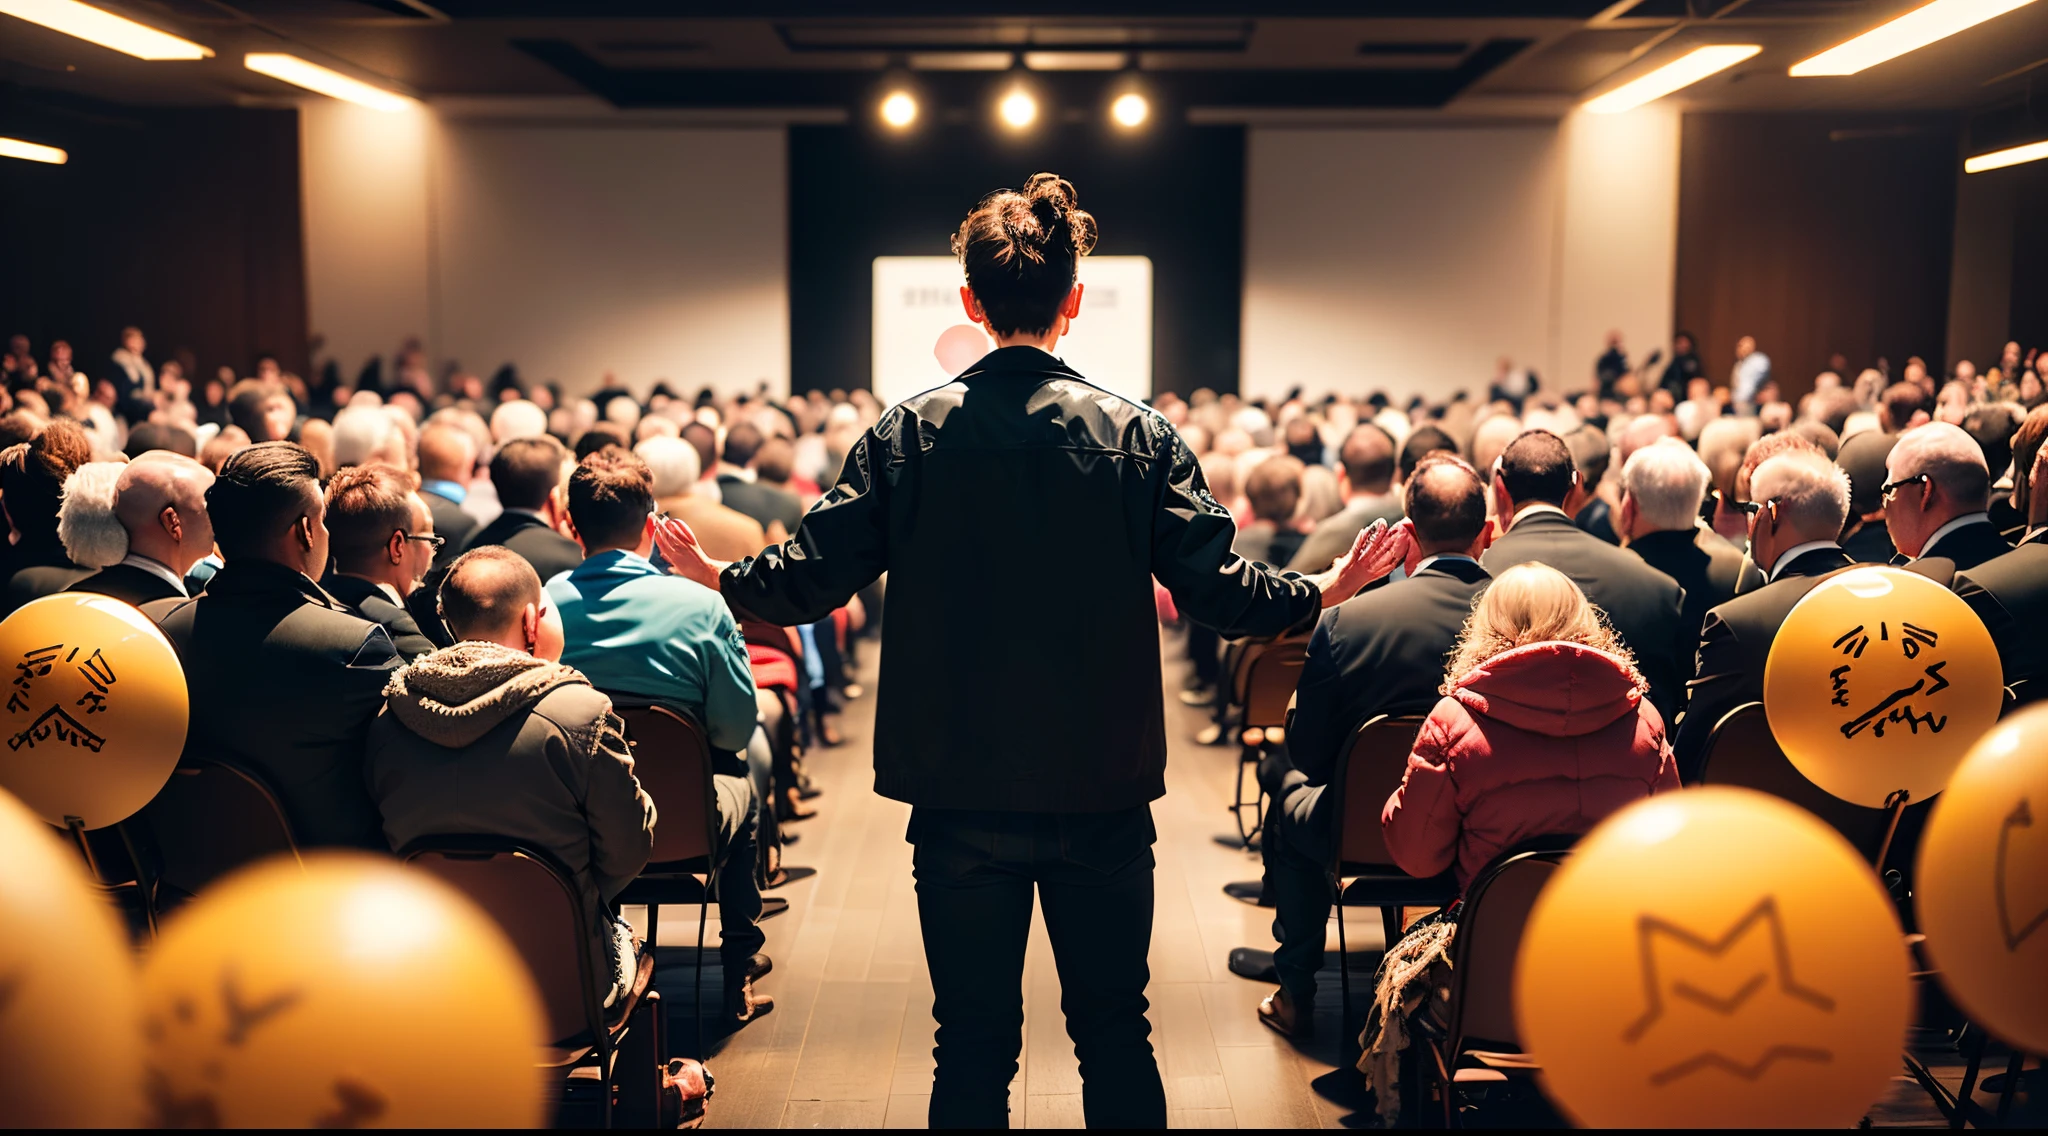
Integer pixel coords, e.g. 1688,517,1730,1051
140,853,550,1128
1763,566,2000,807
0,592,188,828
1915,703,2048,1053
1516,788,1911,1128
0,783,145,1126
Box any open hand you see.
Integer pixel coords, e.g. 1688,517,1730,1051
1308,518,1412,609
653,515,730,592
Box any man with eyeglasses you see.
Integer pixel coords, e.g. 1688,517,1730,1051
1883,422,2012,584
1673,450,1854,782
321,463,441,660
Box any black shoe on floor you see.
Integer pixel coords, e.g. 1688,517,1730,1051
759,896,790,920
764,866,817,890
1222,879,1272,907
1228,947,1278,983
745,953,773,982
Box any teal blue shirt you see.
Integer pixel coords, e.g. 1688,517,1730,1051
546,550,759,751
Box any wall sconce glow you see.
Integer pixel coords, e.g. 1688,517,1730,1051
1964,139,2048,173
0,0,210,60
880,90,918,129
1791,0,2038,76
244,52,414,112
0,137,68,165
998,88,1037,129
1111,92,1149,128
1583,45,1761,114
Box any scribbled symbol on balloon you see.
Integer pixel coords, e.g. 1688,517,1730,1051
1830,621,1949,739
5,642,119,753
1997,798,2046,952
144,965,306,1127
1622,896,1836,1086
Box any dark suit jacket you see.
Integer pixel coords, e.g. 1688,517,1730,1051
2,540,93,617
1287,558,1491,785
1628,526,1744,641
467,510,583,585
1482,509,1689,721
1906,518,2013,586
1955,529,2048,702
716,475,804,535
1673,544,1855,781
1575,498,1618,545
157,560,401,849
1841,518,1896,564
420,487,478,570
320,573,437,661
68,561,186,607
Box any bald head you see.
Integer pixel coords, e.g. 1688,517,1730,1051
1403,455,1487,552
416,422,477,483
440,546,543,642
115,453,215,575
1889,421,1990,508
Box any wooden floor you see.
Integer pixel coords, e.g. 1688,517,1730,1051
628,632,2007,1129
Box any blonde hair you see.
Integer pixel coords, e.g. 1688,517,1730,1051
1443,563,1644,693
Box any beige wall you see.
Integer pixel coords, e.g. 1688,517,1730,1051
1242,105,1680,403
300,103,789,397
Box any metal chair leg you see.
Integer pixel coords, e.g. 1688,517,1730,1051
1336,887,1352,1066
1954,1026,1988,1130
1997,1052,2026,1122
693,896,709,1060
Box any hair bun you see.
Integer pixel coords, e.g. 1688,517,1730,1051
1021,172,1097,256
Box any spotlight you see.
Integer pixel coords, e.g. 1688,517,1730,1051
880,90,918,129
1111,92,1149,128
245,53,413,112
0,137,67,165
999,87,1037,129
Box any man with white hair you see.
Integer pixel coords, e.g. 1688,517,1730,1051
68,454,216,606
1674,450,1854,779
330,405,410,470
1619,438,1744,639
1884,422,2010,579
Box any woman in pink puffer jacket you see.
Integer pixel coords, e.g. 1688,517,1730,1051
1382,562,1681,890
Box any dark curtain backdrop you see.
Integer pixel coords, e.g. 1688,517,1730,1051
2007,159,2048,355
1675,113,1957,401
0,94,308,382
789,122,1243,399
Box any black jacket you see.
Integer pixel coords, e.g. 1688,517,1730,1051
321,573,437,661
1841,518,1896,564
157,560,401,848
1482,509,1689,721
468,510,584,585
1627,526,1745,642
719,346,1321,812
1287,557,1490,785
716,475,804,535
1906,518,2012,585
68,561,187,607
1954,529,2048,701
1674,544,1854,781
420,487,479,570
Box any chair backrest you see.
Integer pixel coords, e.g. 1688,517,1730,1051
739,616,800,661
614,704,719,867
1235,633,1310,728
402,836,596,1044
1698,702,1887,858
136,759,298,900
1333,713,1430,868
1446,842,1573,1049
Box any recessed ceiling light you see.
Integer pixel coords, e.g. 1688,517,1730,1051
0,0,210,60
999,88,1037,129
1583,45,1761,115
1111,92,1149,128
880,90,918,129
244,53,414,113
1792,0,2038,77
1964,138,2048,172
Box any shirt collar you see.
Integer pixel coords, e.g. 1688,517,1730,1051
421,478,467,505
119,553,187,596
1769,540,1841,581
1923,512,1992,556
1413,553,1476,575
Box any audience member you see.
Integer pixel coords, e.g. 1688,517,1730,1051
321,464,439,659
1837,430,1899,563
468,435,583,584
1288,424,1401,573
1234,455,1307,566
716,422,803,541
1955,423,2048,702
158,443,401,848
0,420,96,614
122,421,198,460
1618,438,1742,638
1886,421,2009,580
1251,455,1492,1036
68,454,214,605
367,546,656,1010
1481,430,1688,719
1675,450,1854,779
1565,423,1618,544
1962,403,2023,535
637,436,768,562
414,421,480,567
1881,381,1933,434
545,448,772,1022
331,404,410,469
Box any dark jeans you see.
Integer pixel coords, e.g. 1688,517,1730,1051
909,806,1167,1130
712,773,767,981
1261,770,1337,1001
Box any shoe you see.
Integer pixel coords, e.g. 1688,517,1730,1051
1178,687,1216,707
759,896,790,920
1257,987,1312,1039
726,976,776,1025
1222,879,1272,907
764,865,817,890
815,720,844,747
745,953,773,982
1228,947,1278,983
781,787,818,821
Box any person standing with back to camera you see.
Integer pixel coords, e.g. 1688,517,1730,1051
658,172,1408,1129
